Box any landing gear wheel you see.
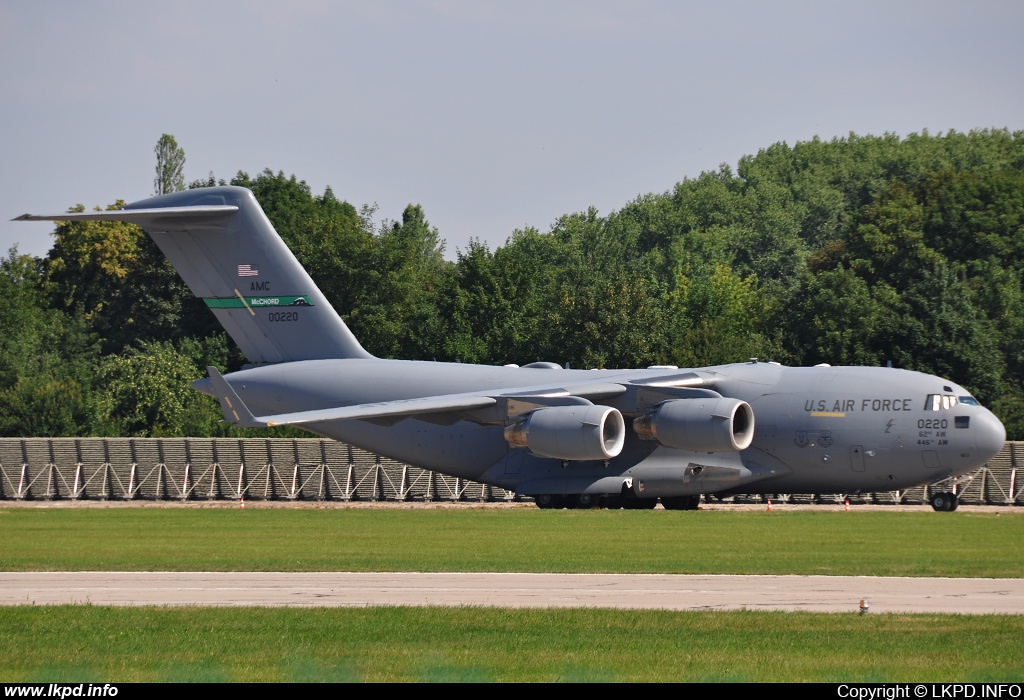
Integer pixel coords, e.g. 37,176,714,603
931,492,958,512
535,494,558,509
574,493,596,509
661,495,702,511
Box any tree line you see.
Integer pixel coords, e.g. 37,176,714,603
2,129,1022,439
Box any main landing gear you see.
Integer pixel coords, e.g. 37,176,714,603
533,494,699,510
535,493,611,509
930,492,959,512
534,493,564,509
660,495,702,511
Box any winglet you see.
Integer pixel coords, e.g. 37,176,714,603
206,366,269,428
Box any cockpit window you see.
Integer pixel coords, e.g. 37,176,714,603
925,394,961,411
959,396,980,406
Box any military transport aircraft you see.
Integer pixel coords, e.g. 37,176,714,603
17,186,1007,511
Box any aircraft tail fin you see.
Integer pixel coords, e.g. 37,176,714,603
17,186,373,363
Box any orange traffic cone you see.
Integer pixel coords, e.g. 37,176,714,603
844,499,850,512
240,496,245,509
767,499,773,511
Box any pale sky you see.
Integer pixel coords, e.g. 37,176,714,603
3,1,1022,261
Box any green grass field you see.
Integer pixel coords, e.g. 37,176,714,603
2,606,1023,682
2,505,1022,682
1,506,1022,577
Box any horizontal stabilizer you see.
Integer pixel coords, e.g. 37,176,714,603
207,366,266,429
13,205,238,225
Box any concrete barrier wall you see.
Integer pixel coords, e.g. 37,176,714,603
0,437,1020,505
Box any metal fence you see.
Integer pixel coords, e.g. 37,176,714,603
0,438,514,503
0,437,1021,505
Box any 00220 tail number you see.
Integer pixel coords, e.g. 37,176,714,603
268,311,299,322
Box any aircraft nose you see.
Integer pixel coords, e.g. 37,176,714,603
973,409,1006,465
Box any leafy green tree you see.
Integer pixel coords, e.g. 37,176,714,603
789,266,887,366
347,204,447,359
667,263,778,367
884,266,1005,400
845,181,945,286
485,228,558,364
43,202,140,319
154,134,186,195
92,339,228,437
0,249,100,436
288,190,374,331
547,267,666,369
435,236,552,365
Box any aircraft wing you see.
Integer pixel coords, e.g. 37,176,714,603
207,367,497,428
206,367,711,429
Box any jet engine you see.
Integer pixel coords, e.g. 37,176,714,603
504,405,626,461
633,397,754,452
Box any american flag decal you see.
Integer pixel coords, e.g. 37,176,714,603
237,264,259,277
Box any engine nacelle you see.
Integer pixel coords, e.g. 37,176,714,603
633,397,754,452
504,405,626,461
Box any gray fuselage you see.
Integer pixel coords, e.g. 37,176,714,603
209,359,1006,498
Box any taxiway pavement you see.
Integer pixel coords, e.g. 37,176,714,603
2,572,1023,614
